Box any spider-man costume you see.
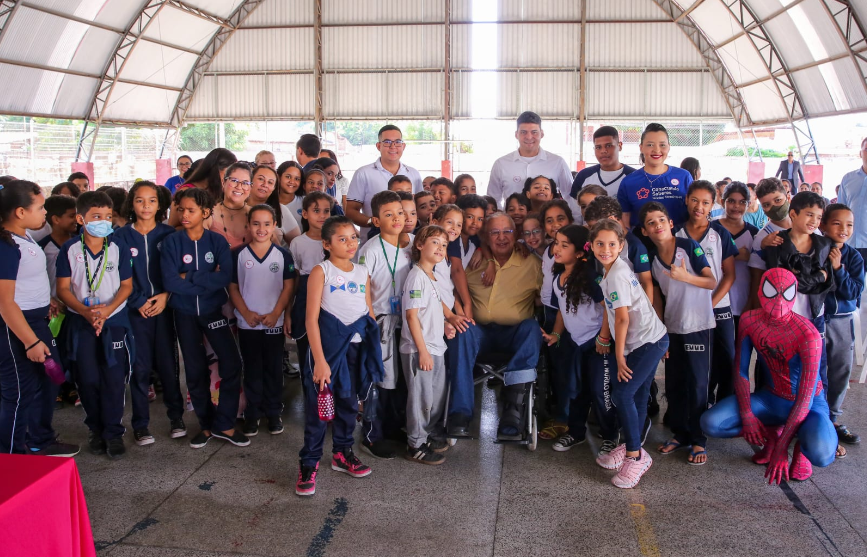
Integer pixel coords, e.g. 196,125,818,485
701,268,836,484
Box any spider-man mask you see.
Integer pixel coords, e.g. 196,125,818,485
759,268,798,320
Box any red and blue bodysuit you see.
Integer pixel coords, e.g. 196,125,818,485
701,268,837,483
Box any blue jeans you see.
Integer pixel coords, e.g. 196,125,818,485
554,336,617,440
446,319,542,418
701,389,836,467
612,335,669,452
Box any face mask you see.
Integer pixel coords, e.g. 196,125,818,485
764,200,790,222
85,220,113,238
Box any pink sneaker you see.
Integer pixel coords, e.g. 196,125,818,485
612,449,653,489
331,449,372,478
596,443,627,470
789,442,813,481
296,462,318,496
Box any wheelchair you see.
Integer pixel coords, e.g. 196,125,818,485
444,352,539,451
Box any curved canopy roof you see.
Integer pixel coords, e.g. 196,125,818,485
0,0,864,135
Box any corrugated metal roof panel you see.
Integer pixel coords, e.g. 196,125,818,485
587,23,703,68
496,0,580,21
791,65,837,116
241,0,312,26
689,0,743,46
267,73,315,117
829,58,867,111
739,81,788,123
119,41,199,88
208,28,314,71
178,0,243,19
25,0,149,30
588,0,669,20
496,71,576,118
716,36,769,85
497,23,580,67
323,25,443,69
102,82,179,122
0,62,96,117
322,0,444,24
187,74,218,118
763,5,846,70
186,72,316,120
141,5,221,52
586,72,644,118
450,0,474,22
326,72,443,118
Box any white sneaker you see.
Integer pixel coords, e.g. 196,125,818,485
596,443,627,470
612,449,652,489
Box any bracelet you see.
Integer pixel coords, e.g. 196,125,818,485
597,335,611,343
487,259,495,263
596,336,611,347
25,339,43,351
550,331,561,347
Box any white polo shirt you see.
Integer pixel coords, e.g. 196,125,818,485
357,233,414,317
600,257,667,355
400,265,446,356
346,158,423,244
486,148,575,216
651,238,716,335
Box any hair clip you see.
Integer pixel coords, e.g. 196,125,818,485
584,241,591,251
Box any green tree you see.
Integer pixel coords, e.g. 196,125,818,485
334,122,383,146
179,123,249,152
404,122,442,142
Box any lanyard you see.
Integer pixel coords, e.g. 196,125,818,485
82,236,108,296
379,236,400,295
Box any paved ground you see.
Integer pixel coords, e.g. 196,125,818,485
49,353,867,557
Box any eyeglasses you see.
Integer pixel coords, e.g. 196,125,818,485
178,162,191,168
488,229,515,238
379,139,405,147
725,199,748,207
522,228,543,237
225,177,252,189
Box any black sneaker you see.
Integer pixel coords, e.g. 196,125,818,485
88,431,106,455
170,418,187,439
189,431,211,449
836,424,861,445
553,434,586,452
268,416,284,435
212,429,251,447
106,438,126,460
427,438,449,453
30,441,80,457
404,444,446,465
134,429,155,446
283,354,300,378
641,415,652,446
243,419,259,437
447,413,471,438
360,439,396,460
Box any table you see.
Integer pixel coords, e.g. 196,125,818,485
0,454,96,557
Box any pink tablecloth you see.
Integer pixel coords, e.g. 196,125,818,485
0,454,96,557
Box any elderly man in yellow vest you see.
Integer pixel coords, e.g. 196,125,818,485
445,212,543,441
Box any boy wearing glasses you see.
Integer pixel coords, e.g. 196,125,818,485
346,125,422,246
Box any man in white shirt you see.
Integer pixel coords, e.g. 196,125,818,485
345,125,423,244
487,111,575,217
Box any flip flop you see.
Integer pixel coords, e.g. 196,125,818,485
539,423,568,440
688,449,708,466
836,444,848,459
657,440,687,455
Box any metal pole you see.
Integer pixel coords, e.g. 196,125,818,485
578,0,587,162
314,0,324,138
444,0,451,162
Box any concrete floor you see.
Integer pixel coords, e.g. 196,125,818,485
52,362,867,557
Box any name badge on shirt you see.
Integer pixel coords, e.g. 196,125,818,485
390,295,401,315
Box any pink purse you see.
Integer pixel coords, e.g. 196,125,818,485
318,384,335,422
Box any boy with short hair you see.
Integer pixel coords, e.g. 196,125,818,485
56,191,134,460
356,190,413,460
397,191,417,234
39,195,78,300
413,190,435,229
452,195,487,268
820,203,863,451
388,175,413,194
430,178,457,207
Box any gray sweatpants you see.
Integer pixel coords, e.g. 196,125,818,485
825,314,854,422
401,352,447,449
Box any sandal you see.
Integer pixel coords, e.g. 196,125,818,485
657,439,687,455
539,423,568,440
836,444,848,459
688,448,708,466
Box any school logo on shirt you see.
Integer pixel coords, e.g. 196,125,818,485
676,251,684,260
358,256,366,264
706,248,714,256
513,175,521,183
27,248,36,257
245,260,254,269
348,281,359,294
637,188,650,200
130,247,139,257
76,253,85,263
183,254,193,264
410,290,421,299
610,291,619,301
694,247,704,256
639,254,649,263
270,263,280,273
106,261,115,272
205,252,214,263
595,276,602,284
709,233,717,243
671,179,680,186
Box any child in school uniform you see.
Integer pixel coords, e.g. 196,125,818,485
0,181,78,457
675,181,738,404
230,204,296,437
591,219,669,488
716,182,759,330
820,203,864,453
114,182,186,445
401,225,458,464
57,191,135,460
356,190,413,459
640,201,717,466
398,191,417,234
541,225,618,455
520,214,546,257
288,192,332,374
161,188,248,449
413,190,435,230
296,216,384,497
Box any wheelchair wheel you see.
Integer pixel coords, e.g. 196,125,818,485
447,437,457,447
527,383,538,451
